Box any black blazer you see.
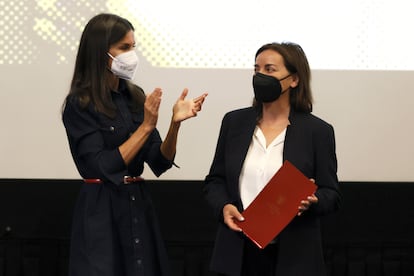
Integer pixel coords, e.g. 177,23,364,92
204,107,341,276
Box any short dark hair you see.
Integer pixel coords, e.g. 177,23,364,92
254,42,313,113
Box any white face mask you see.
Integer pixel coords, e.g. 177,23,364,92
108,51,139,80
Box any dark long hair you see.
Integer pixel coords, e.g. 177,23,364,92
63,13,144,117
253,42,313,113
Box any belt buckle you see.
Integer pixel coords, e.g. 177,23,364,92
123,175,144,184
123,175,132,184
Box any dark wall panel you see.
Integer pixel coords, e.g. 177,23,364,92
0,180,413,276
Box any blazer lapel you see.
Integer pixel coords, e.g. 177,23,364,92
226,109,257,196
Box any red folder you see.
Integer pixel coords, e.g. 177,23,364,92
235,160,316,249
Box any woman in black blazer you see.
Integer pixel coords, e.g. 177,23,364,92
204,42,341,276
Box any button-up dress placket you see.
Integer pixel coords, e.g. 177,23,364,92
113,91,146,274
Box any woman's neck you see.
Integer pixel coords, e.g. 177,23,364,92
261,98,290,122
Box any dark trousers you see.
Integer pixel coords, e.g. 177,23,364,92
241,240,279,276
217,240,279,276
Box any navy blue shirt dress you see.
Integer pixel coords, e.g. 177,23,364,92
63,81,173,276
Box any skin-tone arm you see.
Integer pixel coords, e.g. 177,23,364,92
119,87,163,165
160,88,207,160
111,30,207,164
119,87,207,165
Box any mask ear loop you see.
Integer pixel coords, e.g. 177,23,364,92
107,53,117,75
107,53,116,60
279,74,293,95
278,74,291,81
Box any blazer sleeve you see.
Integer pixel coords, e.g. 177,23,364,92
203,113,234,221
311,122,342,215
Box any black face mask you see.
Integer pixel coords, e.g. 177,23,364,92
253,73,291,103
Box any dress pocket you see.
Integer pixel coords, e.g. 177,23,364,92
97,116,127,148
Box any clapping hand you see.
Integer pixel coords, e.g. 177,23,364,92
172,88,208,123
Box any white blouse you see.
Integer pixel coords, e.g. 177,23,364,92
239,126,286,209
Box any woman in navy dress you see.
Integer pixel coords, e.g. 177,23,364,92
62,13,207,276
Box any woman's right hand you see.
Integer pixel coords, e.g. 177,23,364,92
142,88,162,131
223,204,244,232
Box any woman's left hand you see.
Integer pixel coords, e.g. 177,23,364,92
297,194,318,216
172,89,208,123
297,179,318,216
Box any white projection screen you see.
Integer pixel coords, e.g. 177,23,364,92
1,0,413,181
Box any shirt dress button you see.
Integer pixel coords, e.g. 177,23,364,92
137,259,142,265
134,238,140,244
109,126,115,132
130,195,136,201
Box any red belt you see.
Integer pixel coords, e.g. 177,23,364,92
83,176,144,184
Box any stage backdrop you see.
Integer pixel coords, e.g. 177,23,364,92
1,0,413,181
